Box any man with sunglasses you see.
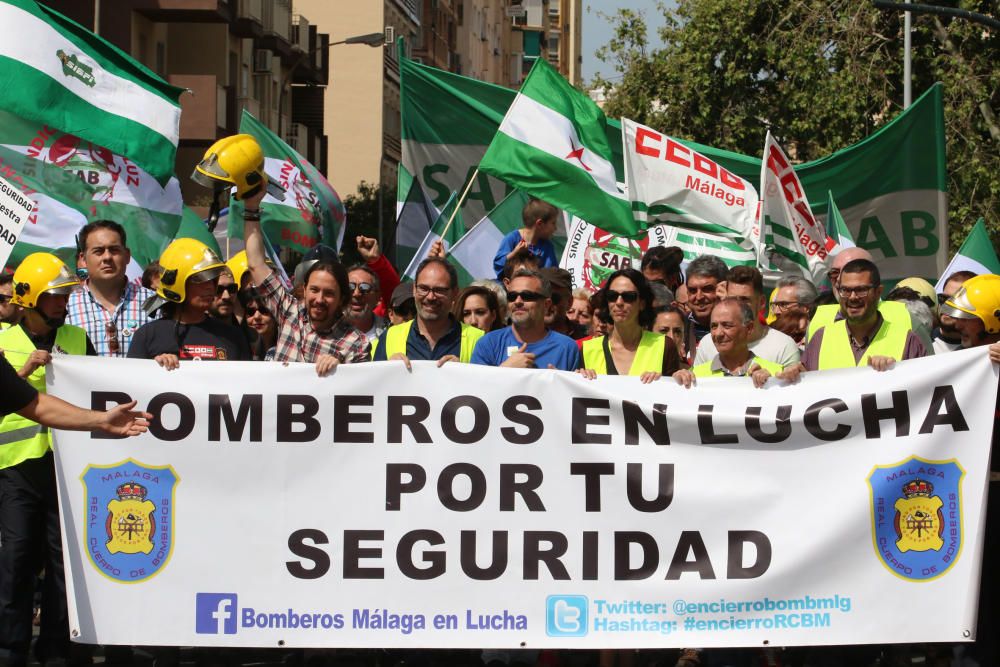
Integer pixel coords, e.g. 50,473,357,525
794,258,925,372
471,268,581,371
208,267,241,326
346,264,388,346
66,220,155,357
0,273,20,327
372,258,483,366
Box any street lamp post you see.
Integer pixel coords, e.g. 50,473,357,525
277,32,385,141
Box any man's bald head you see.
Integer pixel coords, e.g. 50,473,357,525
831,247,873,272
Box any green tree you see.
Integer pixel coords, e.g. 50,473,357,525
593,0,999,252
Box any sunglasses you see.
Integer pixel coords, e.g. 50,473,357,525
0,294,10,304
506,290,545,303
606,290,640,303
349,281,375,295
216,283,238,296
244,306,271,318
105,320,120,356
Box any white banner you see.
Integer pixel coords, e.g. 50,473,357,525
0,172,35,270
50,351,995,648
623,118,758,246
560,217,756,292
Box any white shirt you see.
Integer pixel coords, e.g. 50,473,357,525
694,325,801,368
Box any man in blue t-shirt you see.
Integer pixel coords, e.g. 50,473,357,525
471,268,580,371
493,198,561,279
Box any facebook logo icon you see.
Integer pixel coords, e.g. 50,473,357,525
195,593,238,635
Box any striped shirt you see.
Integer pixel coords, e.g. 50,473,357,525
66,281,156,357
258,272,369,364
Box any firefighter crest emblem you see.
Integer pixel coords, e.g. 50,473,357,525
868,456,963,582
81,459,178,583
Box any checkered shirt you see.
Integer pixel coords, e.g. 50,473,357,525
259,272,370,364
66,281,156,357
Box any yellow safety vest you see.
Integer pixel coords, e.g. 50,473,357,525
582,331,667,376
816,317,909,370
806,301,910,341
0,324,87,469
692,356,783,378
373,320,484,363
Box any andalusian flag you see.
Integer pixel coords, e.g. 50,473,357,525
228,111,346,254
934,219,1000,292
0,0,183,185
478,59,639,239
449,190,530,282
825,190,855,250
402,191,464,280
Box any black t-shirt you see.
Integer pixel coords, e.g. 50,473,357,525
127,317,251,361
1,354,37,417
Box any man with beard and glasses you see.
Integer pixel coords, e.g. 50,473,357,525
208,266,241,326
787,258,926,374
66,220,155,357
0,273,21,327
933,270,977,354
372,258,483,367
471,268,580,371
0,253,96,667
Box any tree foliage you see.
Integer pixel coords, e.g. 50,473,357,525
592,0,999,252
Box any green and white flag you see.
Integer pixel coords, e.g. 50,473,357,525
478,59,639,239
395,166,438,272
449,190,530,282
178,206,222,257
228,111,346,254
934,219,1000,292
760,132,832,284
0,109,182,270
0,0,183,185
402,191,464,280
400,53,946,281
825,190,855,250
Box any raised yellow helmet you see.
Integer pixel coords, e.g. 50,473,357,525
941,274,1000,334
11,252,80,308
191,134,267,200
156,238,225,303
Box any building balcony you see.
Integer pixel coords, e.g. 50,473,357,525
232,0,263,38
135,0,229,22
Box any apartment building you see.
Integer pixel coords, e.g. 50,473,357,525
43,0,330,207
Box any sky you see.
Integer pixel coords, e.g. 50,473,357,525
581,0,670,84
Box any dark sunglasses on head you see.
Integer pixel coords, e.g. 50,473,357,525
606,289,640,303
349,281,375,294
216,283,238,296
506,290,545,303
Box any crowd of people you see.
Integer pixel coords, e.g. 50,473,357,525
0,189,998,667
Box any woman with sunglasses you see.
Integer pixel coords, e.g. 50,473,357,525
453,285,503,333
578,268,681,383
239,289,278,361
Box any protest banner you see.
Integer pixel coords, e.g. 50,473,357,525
560,217,755,292
399,52,946,281
623,118,757,247
759,132,833,284
0,172,36,270
50,351,994,648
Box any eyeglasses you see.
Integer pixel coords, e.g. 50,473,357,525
105,320,120,356
606,290,640,303
838,284,875,298
771,300,802,311
415,284,451,298
349,281,375,295
0,294,10,304
216,283,237,296
245,306,270,318
506,290,545,302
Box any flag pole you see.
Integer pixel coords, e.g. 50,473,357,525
438,168,479,240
